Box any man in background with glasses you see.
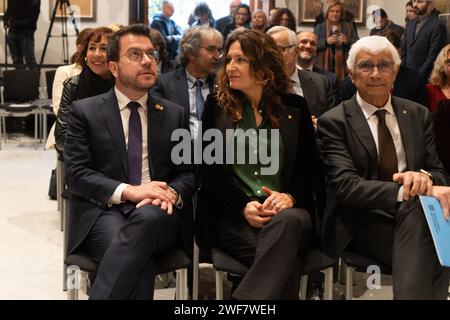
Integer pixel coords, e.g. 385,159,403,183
64,24,195,299
267,26,335,122
152,26,223,141
318,36,450,299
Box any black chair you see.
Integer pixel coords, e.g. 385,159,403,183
0,69,40,148
340,251,392,300
45,70,57,100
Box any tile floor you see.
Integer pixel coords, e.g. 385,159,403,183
0,137,436,300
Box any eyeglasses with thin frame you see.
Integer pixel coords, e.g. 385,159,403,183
356,60,394,73
120,48,159,63
200,46,223,56
277,44,296,53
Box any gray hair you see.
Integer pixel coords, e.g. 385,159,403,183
347,36,401,72
178,26,223,66
266,26,297,46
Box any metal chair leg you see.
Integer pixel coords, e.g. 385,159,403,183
56,159,61,212
345,266,354,300
323,267,334,300
299,274,308,300
215,271,224,300
192,242,199,300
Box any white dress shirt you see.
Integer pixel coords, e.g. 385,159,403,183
290,68,304,97
185,68,209,140
109,87,150,205
357,93,407,201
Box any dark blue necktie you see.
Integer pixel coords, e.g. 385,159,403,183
195,80,204,120
127,101,142,185
119,101,142,214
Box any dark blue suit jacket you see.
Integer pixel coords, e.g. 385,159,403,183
64,89,195,255
401,16,447,80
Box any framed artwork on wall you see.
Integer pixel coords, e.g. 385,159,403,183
299,0,366,25
49,0,96,21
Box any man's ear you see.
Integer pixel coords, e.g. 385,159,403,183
109,61,119,78
348,69,355,84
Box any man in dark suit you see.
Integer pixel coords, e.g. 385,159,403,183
318,36,450,299
267,26,335,122
151,26,223,140
296,30,340,105
64,24,195,300
401,0,447,81
215,0,241,33
150,1,182,60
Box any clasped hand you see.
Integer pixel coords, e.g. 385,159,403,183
243,187,295,228
122,181,177,215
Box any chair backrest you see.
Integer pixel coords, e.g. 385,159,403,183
3,70,40,102
45,70,57,99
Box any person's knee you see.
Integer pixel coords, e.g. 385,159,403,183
275,208,312,235
396,198,427,229
132,205,172,230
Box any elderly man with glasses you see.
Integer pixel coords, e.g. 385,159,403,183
318,36,450,300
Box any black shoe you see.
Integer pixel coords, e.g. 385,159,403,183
306,282,324,300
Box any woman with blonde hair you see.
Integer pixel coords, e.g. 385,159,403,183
426,44,450,112
198,29,316,299
314,0,358,81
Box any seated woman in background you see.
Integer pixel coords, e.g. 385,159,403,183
55,27,114,157
251,9,268,32
45,27,92,150
222,4,251,41
426,44,450,112
271,7,297,32
199,29,316,300
314,0,358,82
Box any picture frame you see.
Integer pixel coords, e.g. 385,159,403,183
49,0,96,21
299,0,366,25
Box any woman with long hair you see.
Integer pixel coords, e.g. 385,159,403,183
55,27,115,156
199,29,316,299
314,0,358,81
427,44,450,112
222,4,251,41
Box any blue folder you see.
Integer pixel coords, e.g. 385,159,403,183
419,196,450,267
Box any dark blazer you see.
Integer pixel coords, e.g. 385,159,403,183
401,16,447,80
432,100,450,175
318,95,448,256
151,67,215,126
197,93,317,250
215,15,232,33
298,69,336,117
63,89,196,255
150,14,182,60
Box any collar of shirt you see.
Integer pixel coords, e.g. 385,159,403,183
115,86,148,112
290,69,301,85
357,92,394,120
296,64,313,71
185,68,208,89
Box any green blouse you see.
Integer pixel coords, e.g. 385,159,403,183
232,100,284,200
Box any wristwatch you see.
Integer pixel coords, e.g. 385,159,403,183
420,169,433,181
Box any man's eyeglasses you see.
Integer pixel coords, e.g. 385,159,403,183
200,46,223,56
277,44,296,53
356,60,394,73
121,48,159,62
236,13,249,17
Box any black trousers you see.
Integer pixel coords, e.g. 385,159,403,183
217,208,312,300
84,205,180,300
348,198,450,300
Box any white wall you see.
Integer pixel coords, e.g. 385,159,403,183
0,0,129,66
